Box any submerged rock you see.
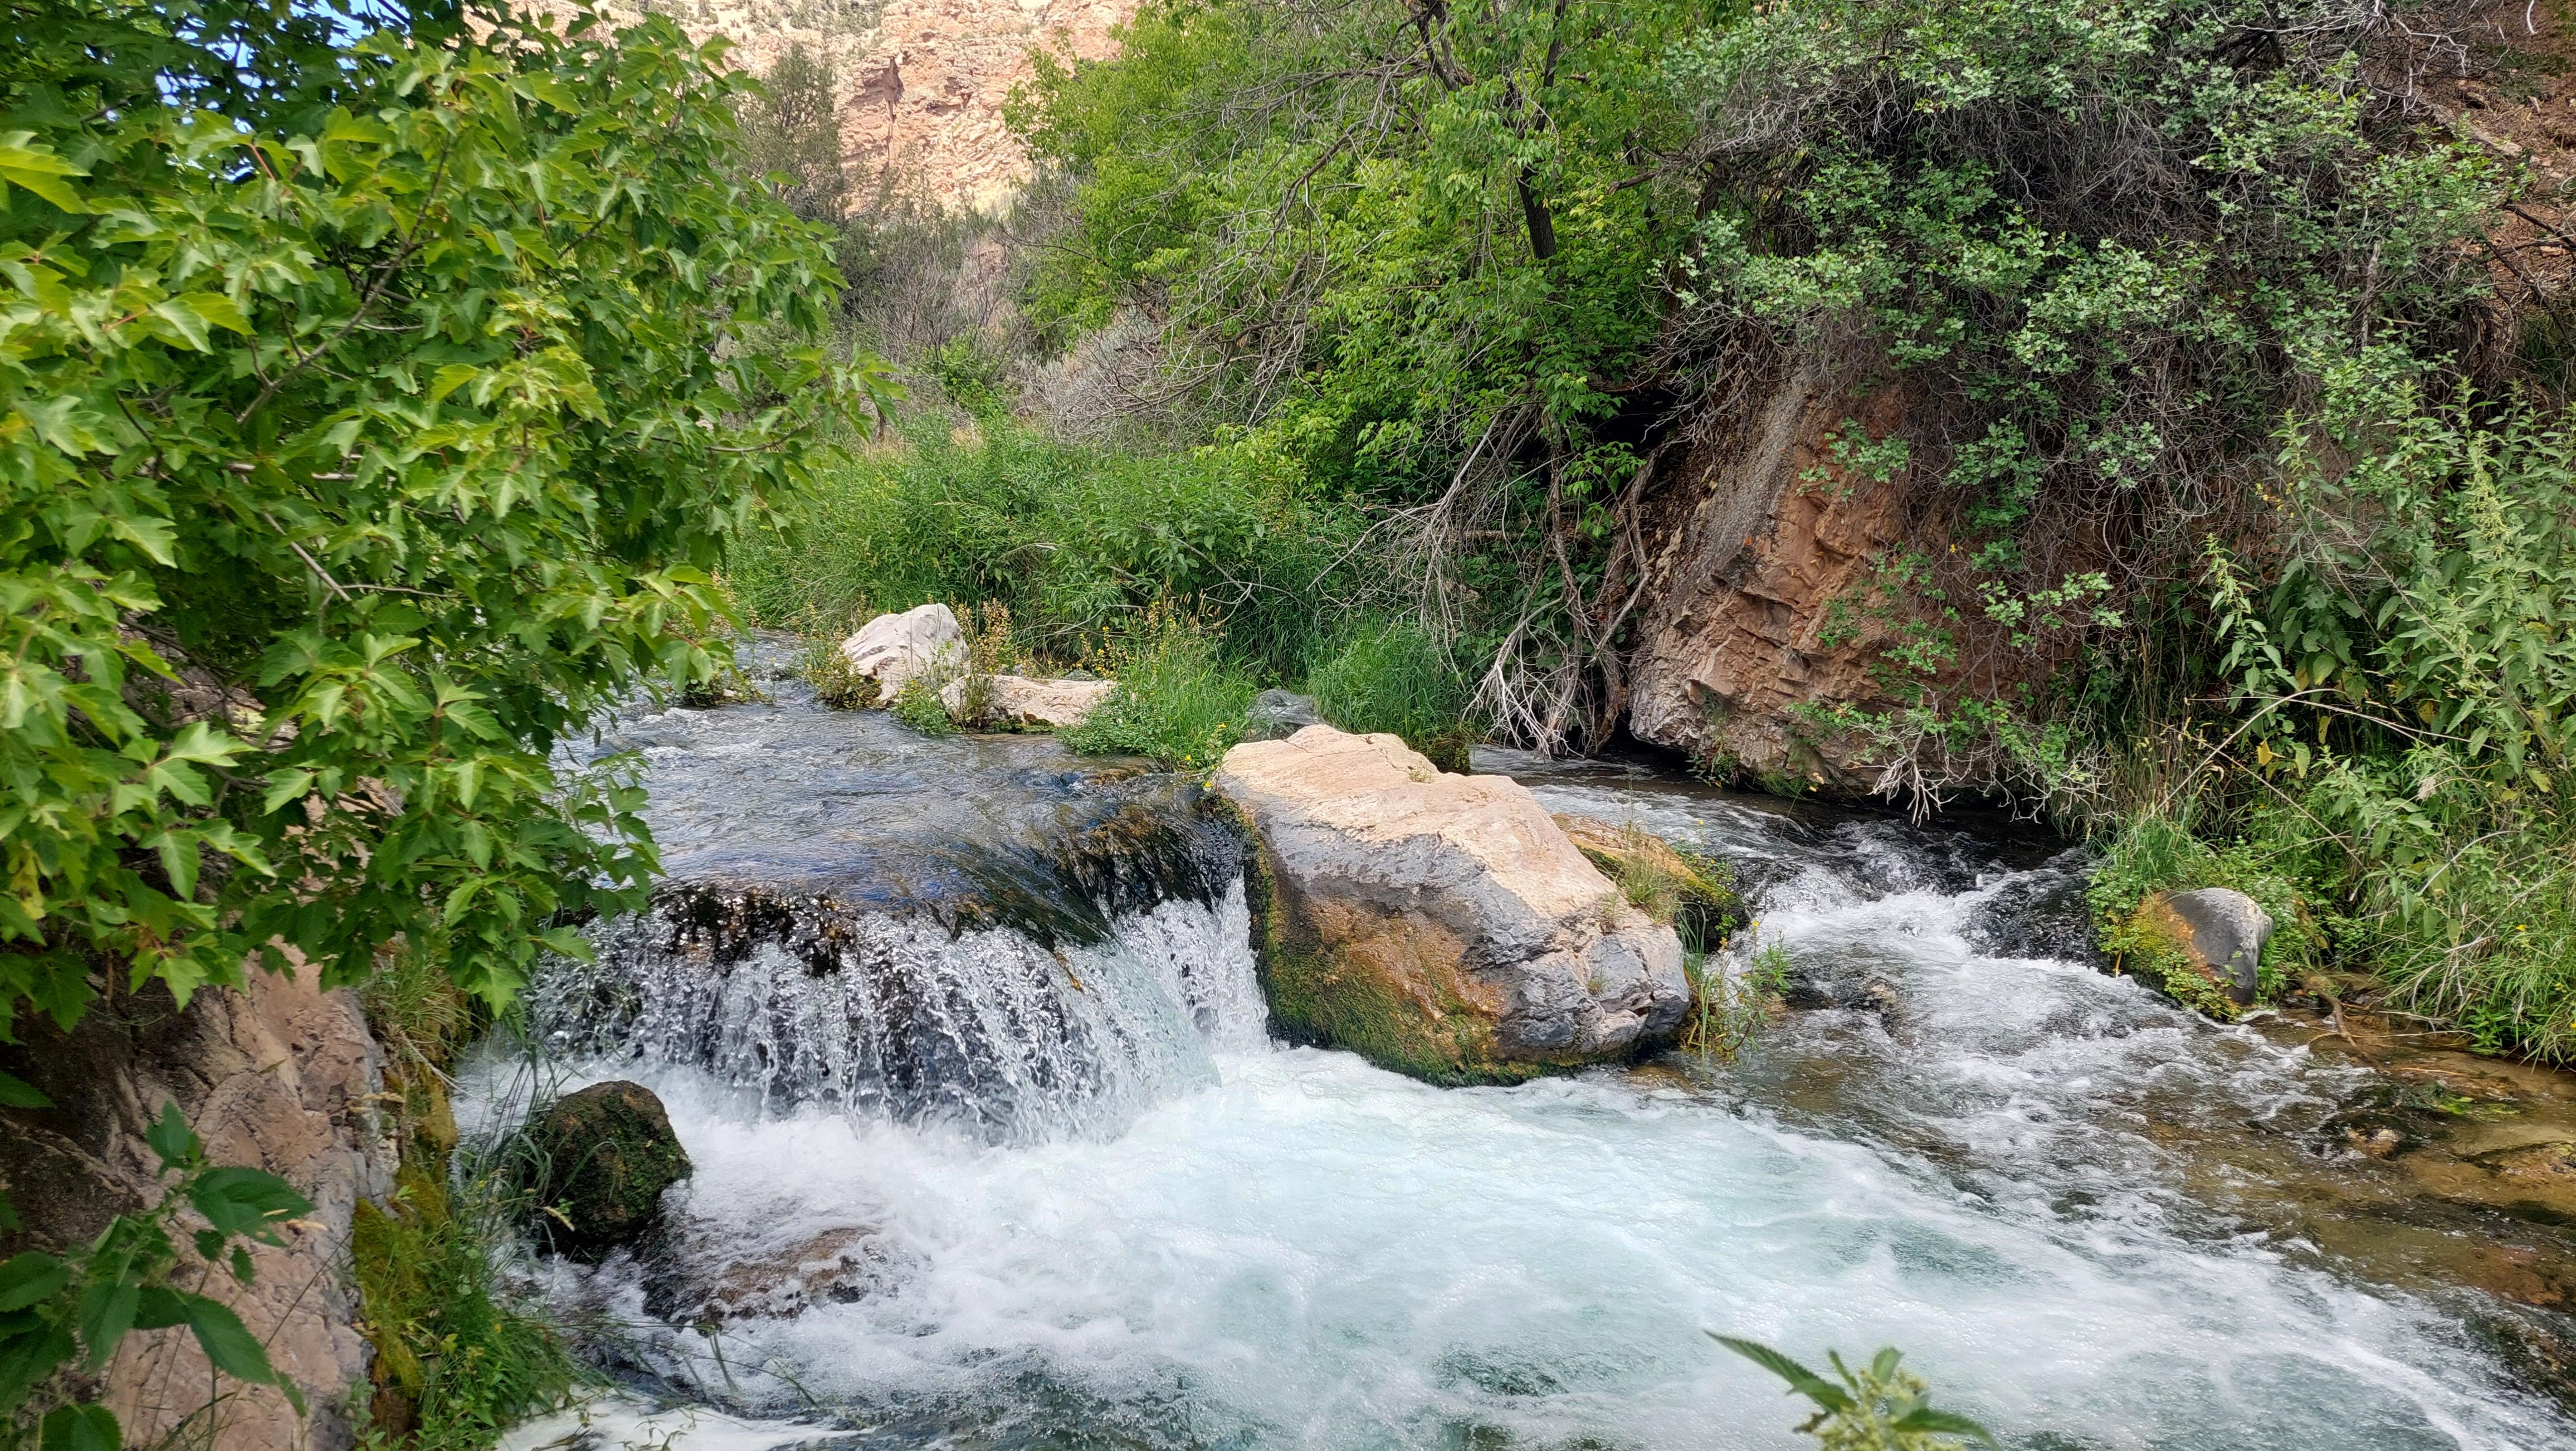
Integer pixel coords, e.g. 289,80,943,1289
1217,726,1687,1083
940,673,1116,729
1961,849,2101,965
1243,689,1326,742
840,603,964,696
525,1080,692,1259
644,1221,910,1324
2136,888,2272,1006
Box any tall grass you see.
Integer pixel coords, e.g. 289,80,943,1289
1309,617,1475,770
1062,602,1257,768
725,420,1360,680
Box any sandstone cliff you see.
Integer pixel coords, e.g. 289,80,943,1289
558,0,1135,211
0,963,394,1451
1624,370,1945,787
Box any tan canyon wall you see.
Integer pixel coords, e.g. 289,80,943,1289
545,0,1136,212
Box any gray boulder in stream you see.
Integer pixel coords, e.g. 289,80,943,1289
1243,689,1326,741
1217,725,1687,1083
2136,888,2273,1007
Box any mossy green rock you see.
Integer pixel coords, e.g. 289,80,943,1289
525,1079,691,1258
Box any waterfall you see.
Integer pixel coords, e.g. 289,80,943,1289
528,883,1263,1142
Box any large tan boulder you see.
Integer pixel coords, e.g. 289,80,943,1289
1216,726,1687,1083
839,602,964,697
939,673,1116,729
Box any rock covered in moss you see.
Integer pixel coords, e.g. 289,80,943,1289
2135,888,2272,1007
1552,812,1743,946
524,1079,691,1258
1217,725,1687,1083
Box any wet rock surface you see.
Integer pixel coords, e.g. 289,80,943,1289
1218,727,1687,1082
527,1080,693,1258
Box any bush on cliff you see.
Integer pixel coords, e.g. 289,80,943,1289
1014,0,2576,1057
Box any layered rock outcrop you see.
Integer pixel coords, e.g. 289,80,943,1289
1216,726,1687,1083
0,960,394,1451
1624,369,1937,786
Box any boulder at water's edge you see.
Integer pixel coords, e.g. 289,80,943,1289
939,673,1116,729
2136,888,2273,1007
840,602,964,697
1216,726,1687,1083
526,1080,691,1259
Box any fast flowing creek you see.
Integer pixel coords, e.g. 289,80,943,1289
481,663,2576,1450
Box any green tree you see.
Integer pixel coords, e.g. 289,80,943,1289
0,0,879,1041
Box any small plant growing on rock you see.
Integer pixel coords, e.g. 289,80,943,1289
1716,1335,1997,1450
797,620,881,711
1686,938,1791,1063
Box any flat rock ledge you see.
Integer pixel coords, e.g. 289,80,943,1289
1216,726,1687,1084
940,673,1116,729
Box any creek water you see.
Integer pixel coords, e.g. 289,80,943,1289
481,672,2576,1451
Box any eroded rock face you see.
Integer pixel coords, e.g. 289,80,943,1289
1625,371,1936,786
841,602,964,695
940,673,1115,729
1216,726,1687,1083
0,959,395,1451
525,1080,692,1259
543,0,1136,212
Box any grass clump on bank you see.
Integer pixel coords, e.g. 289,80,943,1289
1310,620,1477,772
1062,603,1258,768
355,959,578,1450
727,420,1363,683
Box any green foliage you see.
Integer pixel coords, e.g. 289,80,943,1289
2181,403,2576,1055
2084,812,2306,1010
0,0,880,1032
1,1101,311,1449
351,1155,576,1451
888,678,959,737
794,632,880,711
1063,603,1256,769
1309,619,1475,772
1685,938,1787,1064
739,42,847,223
1716,1335,1997,1450
725,420,1360,679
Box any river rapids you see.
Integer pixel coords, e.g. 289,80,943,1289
477,664,2576,1451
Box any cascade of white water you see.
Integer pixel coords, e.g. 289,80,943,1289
526,883,1262,1142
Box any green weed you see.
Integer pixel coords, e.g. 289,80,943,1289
1309,618,1477,771
1063,602,1257,769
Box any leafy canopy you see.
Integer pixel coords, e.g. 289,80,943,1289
0,0,879,1034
